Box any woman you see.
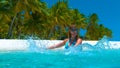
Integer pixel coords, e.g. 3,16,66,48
47,24,82,49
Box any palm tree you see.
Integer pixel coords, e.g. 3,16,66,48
47,0,70,39
98,24,112,39
0,0,112,40
85,13,99,40
4,0,48,38
85,13,112,40
0,0,14,38
47,0,87,39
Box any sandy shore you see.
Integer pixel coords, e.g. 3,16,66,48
0,39,120,51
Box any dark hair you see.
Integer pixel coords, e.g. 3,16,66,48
68,23,79,41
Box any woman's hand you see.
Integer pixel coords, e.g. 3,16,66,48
47,39,68,49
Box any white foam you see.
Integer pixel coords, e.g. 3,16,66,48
0,39,120,51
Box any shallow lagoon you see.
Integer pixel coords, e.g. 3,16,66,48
0,49,120,68
0,37,120,68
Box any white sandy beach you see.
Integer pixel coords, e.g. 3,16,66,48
0,39,120,51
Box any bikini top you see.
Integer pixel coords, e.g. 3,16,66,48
65,39,76,49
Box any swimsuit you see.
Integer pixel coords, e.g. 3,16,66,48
65,40,76,49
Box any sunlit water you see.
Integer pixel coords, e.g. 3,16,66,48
0,36,120,68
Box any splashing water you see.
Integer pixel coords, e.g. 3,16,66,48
94,36,110,49
27,37,40,52
26,35,113,54
0,36,120,68
81,36,111,51
27,36,49,53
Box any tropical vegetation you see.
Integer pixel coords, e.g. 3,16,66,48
0,0,112,40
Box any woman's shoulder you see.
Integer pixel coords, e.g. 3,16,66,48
77,38,82,44
78,38,82,40
77,38,82,41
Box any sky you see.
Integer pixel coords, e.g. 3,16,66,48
42,0,120,41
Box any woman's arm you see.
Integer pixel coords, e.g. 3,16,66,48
47,39,68,49
75,38,82,46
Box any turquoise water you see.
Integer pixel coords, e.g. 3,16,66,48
0,49,120,68
0,36,120,68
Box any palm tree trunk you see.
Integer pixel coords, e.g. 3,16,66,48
6,13,17,39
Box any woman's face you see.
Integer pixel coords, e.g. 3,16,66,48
70,28,78,38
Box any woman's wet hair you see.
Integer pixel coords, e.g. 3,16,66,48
68,23,79,41
70,28,78,32
69,23,76,29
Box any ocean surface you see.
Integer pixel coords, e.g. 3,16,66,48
0,36,120,68
0,49,120,68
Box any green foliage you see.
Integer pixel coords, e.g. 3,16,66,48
0,0,112,40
